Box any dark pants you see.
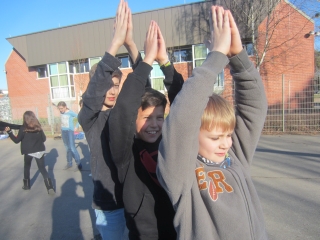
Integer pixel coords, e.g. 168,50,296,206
24,154,49,179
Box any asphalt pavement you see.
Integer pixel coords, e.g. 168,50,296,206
0,134,319,240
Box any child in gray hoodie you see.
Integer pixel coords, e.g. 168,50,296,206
157,6,268,240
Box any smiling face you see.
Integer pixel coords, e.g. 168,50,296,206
198,127,233,163
135,105,164,143
103,76,120,110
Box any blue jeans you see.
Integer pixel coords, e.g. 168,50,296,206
95,208,128,240
61,130,80,166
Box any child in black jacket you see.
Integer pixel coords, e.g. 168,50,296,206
108,18,184,239
5,111,54,195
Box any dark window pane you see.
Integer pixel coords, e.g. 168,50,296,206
70,75,74,85
37,67,47,78
80,62,89,73
181,49,192,62
173,51,180,62
69,63,74,73
246,43,254,56
71,86,75,97
75,63,81,73
119,56,129,68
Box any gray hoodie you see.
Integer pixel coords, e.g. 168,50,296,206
157,50,268,240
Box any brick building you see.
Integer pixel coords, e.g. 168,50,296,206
4,0,316,121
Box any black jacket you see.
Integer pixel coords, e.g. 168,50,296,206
78,52,124,210
8,127,46,155
109,60,184,239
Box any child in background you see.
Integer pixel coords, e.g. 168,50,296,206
57,101,82,171
157,6,268,240
5,111,55,195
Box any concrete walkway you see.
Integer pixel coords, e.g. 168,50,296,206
0,134,319,240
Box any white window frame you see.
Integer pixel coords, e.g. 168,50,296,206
169,47,193,63
68,59,89,74
89,57,102,69
192,44,225,92
150,62,165,93
48,62,76,100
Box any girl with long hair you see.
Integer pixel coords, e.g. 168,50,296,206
5,111,55,195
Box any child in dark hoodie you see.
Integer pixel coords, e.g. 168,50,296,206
108,8,184,240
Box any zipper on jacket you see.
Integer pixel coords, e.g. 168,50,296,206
227,166,254,240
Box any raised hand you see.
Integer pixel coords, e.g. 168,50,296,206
156,26,169,65
124,7,134,47
108,0,129,56
227,10,243,57
123,6,139,62
143,21,159,66
4,126,10,132
208,6,231,55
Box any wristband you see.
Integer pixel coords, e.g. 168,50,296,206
160,60,171,67
7,130,12,134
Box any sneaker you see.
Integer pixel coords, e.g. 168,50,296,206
74,163,82,172
63,164,72,170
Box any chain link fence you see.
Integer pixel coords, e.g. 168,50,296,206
263,75,320,133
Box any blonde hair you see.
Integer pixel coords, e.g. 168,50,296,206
200,93,236,132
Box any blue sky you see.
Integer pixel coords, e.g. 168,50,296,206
0,0,319,90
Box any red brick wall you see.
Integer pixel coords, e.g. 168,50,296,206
257,0,314,108
5,50,50,120
173,62,193,80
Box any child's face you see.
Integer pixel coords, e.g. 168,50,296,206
198,127,233,163
104,77,120,109
58,106,67,114
135,105,164,143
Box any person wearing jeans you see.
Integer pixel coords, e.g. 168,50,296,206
57,101,82,171
95,209,128,240
61,129,81,168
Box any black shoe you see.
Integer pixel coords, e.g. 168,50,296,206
44,178,55,195
74,163,82,172
22,179,30,190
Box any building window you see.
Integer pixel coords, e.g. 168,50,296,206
192,44,224,91
49,62,75,99
213,72,225,94
37,66,47,78
68,59,89,74
151,63,165,92
118,55,130,68
193,44,207,67
169,47,192,63
244,43,254,56
139,51,165,92
89,57,101,68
